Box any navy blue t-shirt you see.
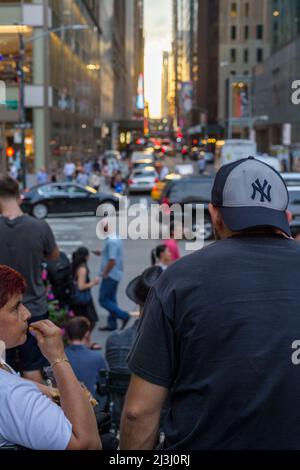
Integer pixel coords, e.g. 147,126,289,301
128,234,300,449
65,345,108,396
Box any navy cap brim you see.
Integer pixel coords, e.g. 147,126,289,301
219,206,291,237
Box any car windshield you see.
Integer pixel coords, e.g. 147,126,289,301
168,180,213,201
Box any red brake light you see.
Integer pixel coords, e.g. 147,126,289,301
162,196,170,206
128,179,133,185
154,177,159,183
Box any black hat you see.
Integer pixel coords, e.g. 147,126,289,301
211,157,291,236
126,266,163,306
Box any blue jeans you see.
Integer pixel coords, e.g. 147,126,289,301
99,277,129,330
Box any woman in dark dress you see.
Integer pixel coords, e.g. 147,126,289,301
71,247,100,329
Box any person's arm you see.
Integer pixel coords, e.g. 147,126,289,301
120,374,168,450
42,222,60,262
102,259,116,278
31,320,101,450
77,266,99,290
120,286,176,449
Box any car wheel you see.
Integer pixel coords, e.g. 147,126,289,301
32,203,48,219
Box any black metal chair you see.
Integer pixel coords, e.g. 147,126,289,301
98,369,131,432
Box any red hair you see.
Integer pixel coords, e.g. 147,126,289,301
0,265,27,310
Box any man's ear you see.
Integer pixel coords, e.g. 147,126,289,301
286,210,293,224
208,204,222,227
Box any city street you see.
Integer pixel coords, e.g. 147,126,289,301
47,155,215,346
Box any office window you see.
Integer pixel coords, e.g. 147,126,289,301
245,2,249,16
231,2,237,17
256,25,263,39
230,48,237,63
231,25,237,40
230,70,236,75
244,49,249,63
244,70,249,75
257,48,263,62
244,25,249,40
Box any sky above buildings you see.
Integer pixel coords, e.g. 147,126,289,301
144,0,172,117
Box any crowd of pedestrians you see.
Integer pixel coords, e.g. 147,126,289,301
1,157,300,451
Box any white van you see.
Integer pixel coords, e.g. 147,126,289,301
219,140,257,167
255,154,281,172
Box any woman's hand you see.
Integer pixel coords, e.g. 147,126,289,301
30,320,65,364
92,277,100,286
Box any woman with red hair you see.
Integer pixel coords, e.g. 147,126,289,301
0,265,101,450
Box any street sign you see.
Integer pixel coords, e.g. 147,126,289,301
13,122,32,129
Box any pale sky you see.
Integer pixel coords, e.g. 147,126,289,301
144,0,172,118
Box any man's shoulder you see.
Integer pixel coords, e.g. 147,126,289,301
0,214,50,231
163,241,222,276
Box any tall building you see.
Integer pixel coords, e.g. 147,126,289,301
253,0,300,150
218,0,271,138
172,0,271,140
111,0,144,150
161,50,175,121
173,0,199,133
271,0,300,52
196,0,219,136
0,0,103,174
0,0,144,174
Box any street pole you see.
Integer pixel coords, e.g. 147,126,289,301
18,32,26,188
43,0,49,172
227,77,232,140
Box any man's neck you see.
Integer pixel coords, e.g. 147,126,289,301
70,340,88,346
0,200,23,219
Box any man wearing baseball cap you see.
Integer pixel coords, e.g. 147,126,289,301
120,157,300,450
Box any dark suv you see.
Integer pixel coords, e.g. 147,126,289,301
159,176,214,240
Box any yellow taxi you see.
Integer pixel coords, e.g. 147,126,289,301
151,173,182,201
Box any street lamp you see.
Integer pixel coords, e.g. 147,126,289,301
16,23,89,188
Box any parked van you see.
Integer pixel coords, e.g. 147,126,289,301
217,139,257,167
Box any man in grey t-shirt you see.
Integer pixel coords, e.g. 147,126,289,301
0,177,59,382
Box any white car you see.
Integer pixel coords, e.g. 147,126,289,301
128,169,158,193
131,151,154,164
255,154,281,172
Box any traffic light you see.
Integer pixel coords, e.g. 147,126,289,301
6,147,15,158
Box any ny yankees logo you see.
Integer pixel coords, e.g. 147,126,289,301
251,179,272,202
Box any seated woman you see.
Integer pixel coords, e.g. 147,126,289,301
0,265,101,450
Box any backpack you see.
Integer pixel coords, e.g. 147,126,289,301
46,252,74,306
